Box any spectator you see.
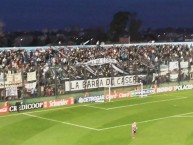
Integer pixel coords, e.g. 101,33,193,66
0,43,193,101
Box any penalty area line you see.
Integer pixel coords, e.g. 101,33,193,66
98,111,193,131
106,97,187,110
83,104,108,110
22,113,99,131
175,116,193,118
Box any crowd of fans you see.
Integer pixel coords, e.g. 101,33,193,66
0,43,193,100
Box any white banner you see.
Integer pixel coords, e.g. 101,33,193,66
159,71,168,76
191,65,193,72
180,61,188,69
6,74,13,84
170,73,178,81
0,73,4,85
84,58,118,66
6,73,22,84
169,61,178,71
15,72,22,83
65,75,145,91
160,64,168,72
181,68,189,74
6,87,18,96
27,71,36,82
25,82,37,90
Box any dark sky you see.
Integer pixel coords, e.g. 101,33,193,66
0,0,193,32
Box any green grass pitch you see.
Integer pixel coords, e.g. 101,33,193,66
1,90,193,145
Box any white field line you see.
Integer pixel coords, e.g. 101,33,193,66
98,111,193,131
0,105,85,118
106,97,187,110
174,112,193,118
82,94,183,110
0,93,184,117
30,105,83,113
0,103,104,118
23,111,193,131
0,96,155,117
2,108,193,132
83,104,108,110
0,96,188,118
22,113,99,131
0,103,108,118
175,116,193,118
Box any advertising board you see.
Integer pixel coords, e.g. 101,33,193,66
0,106,9,115
9,102,43,112
43,98,74,108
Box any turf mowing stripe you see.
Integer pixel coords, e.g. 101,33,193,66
98,111,193,131
106,97,187,110
22,113,99,131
